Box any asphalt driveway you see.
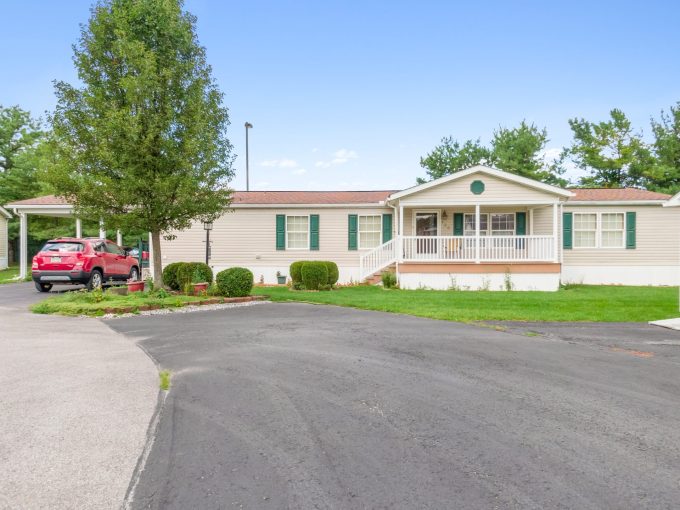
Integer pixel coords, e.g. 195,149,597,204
110,303,680,510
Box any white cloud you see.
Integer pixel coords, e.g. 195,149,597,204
291,168,307,175
260,158,298,168
254,181,271,188
315,148,358,168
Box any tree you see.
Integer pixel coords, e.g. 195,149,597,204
418,121,564,185
490,121,566,186
565,109,651,188
46,0,234,287
418,138,491,183
647,103,680,194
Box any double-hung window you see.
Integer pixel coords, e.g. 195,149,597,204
600,213,625,248
464,213,488,236
358,215,381,249
463,213,514,236
286,215,309,249
573,213,597,248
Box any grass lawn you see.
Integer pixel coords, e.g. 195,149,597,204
31,289,205,317
0,266,28,284
253,285,679,323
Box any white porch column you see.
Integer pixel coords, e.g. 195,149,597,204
475,204,481,263
116,230,123,246
75,218,82,238
19,213,28,280
399,204,404,263
552,202,559,263
529,209,534,235
99,219,106,239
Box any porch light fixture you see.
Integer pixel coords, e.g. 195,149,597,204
442,211,448,220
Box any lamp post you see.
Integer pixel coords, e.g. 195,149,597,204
245,122,253,191
203,221,213,265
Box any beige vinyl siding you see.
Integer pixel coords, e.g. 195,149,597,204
563,205,680,265
401,206,533,236
531,206,557,235
161,206,392,268
398,173,560,204
0,216,7,261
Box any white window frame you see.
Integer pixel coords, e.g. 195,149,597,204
285,214,310,250
463,212,516,236
572,211,627,249
358,214,382,250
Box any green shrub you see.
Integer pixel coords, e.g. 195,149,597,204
216,267,254,297
381,271,397,289
319,283,332,291
162,262,183,290
323,261,339,286
177,262,213,289
290,261,305,284
301,261,328,291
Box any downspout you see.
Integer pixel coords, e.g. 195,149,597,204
388,200,399,284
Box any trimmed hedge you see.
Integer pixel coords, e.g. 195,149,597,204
216,267,254,297
290,261,305,284
173,262,214,290
301,261,328,291
290,260,339,287
162,262,183,290
323,261,339,285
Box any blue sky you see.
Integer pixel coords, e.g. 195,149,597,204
2,0,679,190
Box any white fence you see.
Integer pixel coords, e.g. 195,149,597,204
359,238,396,280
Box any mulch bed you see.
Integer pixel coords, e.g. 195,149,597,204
103,295,266,314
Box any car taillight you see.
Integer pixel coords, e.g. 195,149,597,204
32,261,38,270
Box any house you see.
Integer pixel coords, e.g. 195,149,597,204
0,206,10,270
160,165,678,291
6,165,678,290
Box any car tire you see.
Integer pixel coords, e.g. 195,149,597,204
129,266,139,282
35,282,53,293
87,269,103,291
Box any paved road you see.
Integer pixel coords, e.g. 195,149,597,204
0,283,158,509
110,303,680,510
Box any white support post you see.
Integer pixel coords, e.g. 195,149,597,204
75,218,82,238
529,209,534,235
552,202,559,263
475,204,481,263
99,219,106,240
19,213,28,280
399,204,404,263
116,230,123,246
148,232,154,279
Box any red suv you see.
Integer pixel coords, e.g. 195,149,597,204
32,238,140,292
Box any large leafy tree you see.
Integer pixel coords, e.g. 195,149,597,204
418,121,565,185
565,109,651,188
47,0,234,286
647,103,680,194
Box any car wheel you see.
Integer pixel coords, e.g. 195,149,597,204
129,267,139,282
87,270,103,291
35,282,53,293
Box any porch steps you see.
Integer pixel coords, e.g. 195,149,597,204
364,263,396,285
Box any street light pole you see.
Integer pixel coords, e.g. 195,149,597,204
245,122,253,191
203,221,213,265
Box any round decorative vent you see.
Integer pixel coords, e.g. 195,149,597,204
470,180,485,195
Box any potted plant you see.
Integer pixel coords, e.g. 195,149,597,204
127,279,145,293
191,267,208,296
276,271,286,285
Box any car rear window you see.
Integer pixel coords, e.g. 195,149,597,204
41,242,84,253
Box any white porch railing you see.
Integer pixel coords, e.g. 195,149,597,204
402,235,555,262
360,238,396,280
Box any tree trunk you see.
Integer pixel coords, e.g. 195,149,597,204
151,230,164,289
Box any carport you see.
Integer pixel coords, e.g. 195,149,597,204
5,195,129,280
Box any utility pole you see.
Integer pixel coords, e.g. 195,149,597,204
245,122,253,191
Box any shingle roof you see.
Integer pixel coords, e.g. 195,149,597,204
6,194,70,206
567,188,671,201
231,190,396,205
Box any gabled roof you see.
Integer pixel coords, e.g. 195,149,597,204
0,206,11,219
231,190,395,205
6,195,70,206
568,188,671,202
387,165,574,201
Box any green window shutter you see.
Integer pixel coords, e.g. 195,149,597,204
382,213,393,243
348,214,358,250
310,214,319,250
563,212,573,250
516,212,527,235
626,211,636,249
276,214,286,250
453,213,464,236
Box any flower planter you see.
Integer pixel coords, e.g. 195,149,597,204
192,282,209,296
127,281,145,293
277,275,287,285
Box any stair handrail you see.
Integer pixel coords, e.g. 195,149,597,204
359,238,396,280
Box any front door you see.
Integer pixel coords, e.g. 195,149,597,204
414,211,438,254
